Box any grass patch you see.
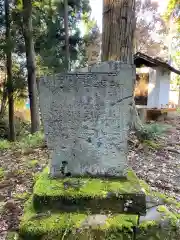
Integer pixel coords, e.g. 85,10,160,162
0,131,45,153
136,123,169,141
29,160,39,168
143,140,161,150
14,192,31,200
17,132,45,150
0,139,11,150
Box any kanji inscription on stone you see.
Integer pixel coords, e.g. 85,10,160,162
39,62,135,178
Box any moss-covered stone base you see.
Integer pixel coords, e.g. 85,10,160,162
33,167,146,214
20,197,138,240
20,198,180,240
19,167,180,240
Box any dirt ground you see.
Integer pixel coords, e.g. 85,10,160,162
128,117,180,203
0,116,180,239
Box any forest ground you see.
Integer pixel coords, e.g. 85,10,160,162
0,116,180,239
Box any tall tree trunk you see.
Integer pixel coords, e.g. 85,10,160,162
5,0,16,141
64,0,70,70
102,0,135,63
102,0,142,130
22,0,40,133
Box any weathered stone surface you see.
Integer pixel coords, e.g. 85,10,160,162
140,206,163,223
140,205,179,228
39,62,135,178
145,195,164,209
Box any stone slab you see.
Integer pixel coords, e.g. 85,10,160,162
20,197,137,240
33,193,146,215
20,198,180,240
39,62,135,178
32,167,146,215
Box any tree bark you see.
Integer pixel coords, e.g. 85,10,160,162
5,0,16,141
64,0,70,70
102,0,135,63
102,0,142,130
22,0,40,133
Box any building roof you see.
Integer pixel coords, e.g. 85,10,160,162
134,52,180,75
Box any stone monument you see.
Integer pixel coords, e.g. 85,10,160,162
19,62,149,239
39,62,135,178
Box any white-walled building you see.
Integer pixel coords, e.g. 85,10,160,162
134,52,180,109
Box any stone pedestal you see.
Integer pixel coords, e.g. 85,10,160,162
19,167,180,240
19,62,180,239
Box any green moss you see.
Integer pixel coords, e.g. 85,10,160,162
32,167,146,213
143,140,161,149
20,197,180,240
14,192,31,200
32,172,41,182
29,160,39,168
20,197,138,239
34,167,142,198
157,206,178,226
106,215,137,232
20,172,180,240
139,220,157,230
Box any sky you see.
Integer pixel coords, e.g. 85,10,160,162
89,0,169,32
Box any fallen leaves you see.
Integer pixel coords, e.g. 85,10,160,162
128,119,180,203
166,147,180,154
0,146,49,238
0,180,12,190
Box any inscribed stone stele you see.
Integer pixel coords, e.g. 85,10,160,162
39,62,135,178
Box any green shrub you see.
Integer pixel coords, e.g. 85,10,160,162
0,139,11,150
136,123,169,141
143,140,161,149
18,131,45,150
0,116,30,140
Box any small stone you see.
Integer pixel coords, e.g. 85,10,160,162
81,215,108,228
140,206,162,223
146,195,164,209
140,205,177,229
